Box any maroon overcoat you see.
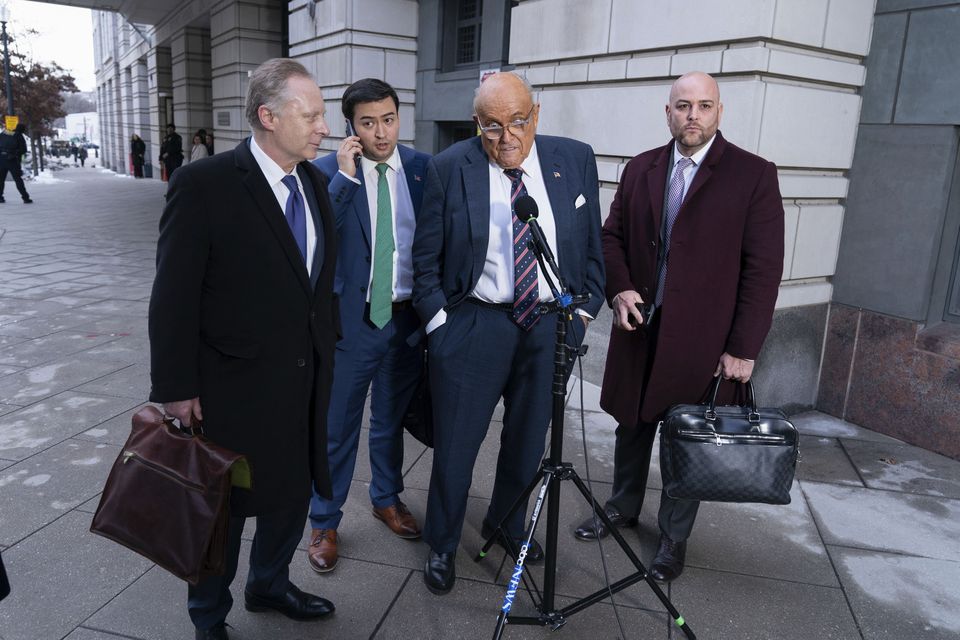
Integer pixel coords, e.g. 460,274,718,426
600,131,784,427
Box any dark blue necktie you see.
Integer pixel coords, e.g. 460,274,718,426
280,174,307,263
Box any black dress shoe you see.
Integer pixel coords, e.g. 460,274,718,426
649,534,687,583
480,523,544,564
244,584,335,620
574,506,639,541
195,622,229,640
424,549,456,595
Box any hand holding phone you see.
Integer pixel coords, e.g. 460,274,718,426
628,302,656,327
344,119,362,168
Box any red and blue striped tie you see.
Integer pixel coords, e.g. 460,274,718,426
504,168,539,330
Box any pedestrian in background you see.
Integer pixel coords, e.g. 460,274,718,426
190,133,209,163
0,124,33,204
131,134,146,178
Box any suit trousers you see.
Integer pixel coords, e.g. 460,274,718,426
604,310,700,542
0,165,30,200
423,301,560,553
309,305,422,530
188,501,308,630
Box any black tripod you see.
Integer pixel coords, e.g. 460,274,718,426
476,233,696,640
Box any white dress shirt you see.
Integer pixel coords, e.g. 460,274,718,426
346,149,415,302
672,134,716,199
472,141,559,305
249,136,317,276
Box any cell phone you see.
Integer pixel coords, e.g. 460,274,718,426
344,119,362,167
628,302,656,327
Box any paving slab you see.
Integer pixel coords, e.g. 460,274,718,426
72,403,151,447
795,435,865,487
841,438,960,499
62,628,134,640
74,363,151,400
0,356,130,405
0,391,140,460
0,437,120,545
686,481,838,587
75,299,150,317
375,569,667,640
802,480,960,562
0,331,120,368
86,542,410,640
667,566,861,640
0,310,106,339
830,546,960,639
0,511,153,640
792,411,904,444
78,335,152,365
0,363,20,377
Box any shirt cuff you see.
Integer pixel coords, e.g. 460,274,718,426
338,169,361,185
426,309,447,334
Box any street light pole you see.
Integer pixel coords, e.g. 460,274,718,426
0,5,12,117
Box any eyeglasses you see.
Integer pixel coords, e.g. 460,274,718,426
476,106,535,140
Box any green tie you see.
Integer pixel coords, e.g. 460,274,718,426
370,163,394,329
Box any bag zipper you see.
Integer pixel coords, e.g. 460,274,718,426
122,450,206,491
674,430,790,447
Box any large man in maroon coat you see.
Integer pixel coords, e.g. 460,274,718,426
574,72,784,582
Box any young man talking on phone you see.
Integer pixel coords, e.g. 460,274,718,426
309,78,431,573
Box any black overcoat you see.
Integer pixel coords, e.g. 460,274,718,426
149,139,339,516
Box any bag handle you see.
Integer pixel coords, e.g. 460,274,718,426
161,412,205,437
705,376,761,426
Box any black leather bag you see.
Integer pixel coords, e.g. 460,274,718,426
90,406,251,584
401,345,433,448
659,377,799,505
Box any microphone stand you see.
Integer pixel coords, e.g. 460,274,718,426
479,232,696,640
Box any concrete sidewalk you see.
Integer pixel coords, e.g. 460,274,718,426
0,166,958,640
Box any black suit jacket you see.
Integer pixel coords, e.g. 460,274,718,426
149,139,339,515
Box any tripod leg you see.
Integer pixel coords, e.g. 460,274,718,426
567,471,697,640
490,469,554,639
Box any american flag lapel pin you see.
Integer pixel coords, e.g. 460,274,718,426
414,174,422,181
553,171,561,178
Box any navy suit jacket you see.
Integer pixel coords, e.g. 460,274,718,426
412,135,605,323
314,144,430,344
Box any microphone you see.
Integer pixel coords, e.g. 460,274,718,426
514,195,559,275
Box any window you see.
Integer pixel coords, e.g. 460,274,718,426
455,0,483,65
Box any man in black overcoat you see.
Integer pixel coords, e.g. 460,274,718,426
148,58,340,640
159,123,184,179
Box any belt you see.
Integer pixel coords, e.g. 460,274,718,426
392,299,413,312
465,297,514,312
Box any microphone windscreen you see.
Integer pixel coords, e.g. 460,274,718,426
514,195,539,222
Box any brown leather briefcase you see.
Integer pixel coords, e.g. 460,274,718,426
90,406,251,585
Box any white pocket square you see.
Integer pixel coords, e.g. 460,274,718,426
575,194,586,208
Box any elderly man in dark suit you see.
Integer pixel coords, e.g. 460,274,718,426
413,71,605,595
149,58,339,640
574,71,784,583
307,79,431,573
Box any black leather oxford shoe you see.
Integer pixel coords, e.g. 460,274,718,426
424,549,456,595
244,584,335,620
574,506,639,541
194,622,229,640
649,534,687,583
481,523,545,564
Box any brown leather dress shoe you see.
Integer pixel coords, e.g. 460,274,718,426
372,501,422,539
307,528,338,573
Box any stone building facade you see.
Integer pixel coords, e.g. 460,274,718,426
88,0,959,459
